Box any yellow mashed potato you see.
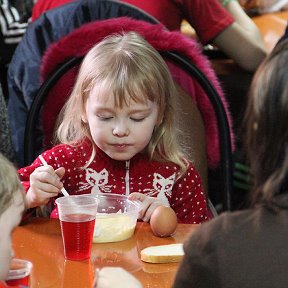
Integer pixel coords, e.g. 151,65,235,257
93,213,136,243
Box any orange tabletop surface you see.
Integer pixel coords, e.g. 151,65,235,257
252,11,288,52
12,218,199,288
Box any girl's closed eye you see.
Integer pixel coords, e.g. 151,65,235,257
130,111,150,122
97,114,113,121
130,117,145,122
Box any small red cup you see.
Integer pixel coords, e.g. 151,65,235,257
6,258,33,287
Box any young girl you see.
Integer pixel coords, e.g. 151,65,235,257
0,153,25,287
19,32,211,224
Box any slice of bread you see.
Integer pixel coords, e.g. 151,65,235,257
140,243,184,263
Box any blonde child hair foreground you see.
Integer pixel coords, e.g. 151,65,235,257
19,32,211,223
0,153,25,283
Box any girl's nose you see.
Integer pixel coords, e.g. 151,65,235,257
112,121,129,137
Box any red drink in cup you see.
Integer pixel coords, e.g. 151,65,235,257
61,214,95,260
56,195,99,261
6,258,32,287
6,275,29,286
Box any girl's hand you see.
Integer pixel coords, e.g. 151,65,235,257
94,267,142,288
128,192,165,222
25,165,65,209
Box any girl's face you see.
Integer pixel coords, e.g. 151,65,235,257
0,191,25,280
85,86,160,161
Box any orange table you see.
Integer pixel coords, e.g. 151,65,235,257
252,11,288,52
12,218,198,288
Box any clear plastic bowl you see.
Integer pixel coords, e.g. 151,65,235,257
91,194,140,243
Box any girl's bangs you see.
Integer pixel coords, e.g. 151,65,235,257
92,72,161,108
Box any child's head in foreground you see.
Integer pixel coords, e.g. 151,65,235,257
56,31,187,173
0,153,25,280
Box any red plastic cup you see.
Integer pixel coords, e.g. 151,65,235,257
56,195,99,261
6,258,33,287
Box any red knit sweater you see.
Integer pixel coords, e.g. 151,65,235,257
19,140,211,224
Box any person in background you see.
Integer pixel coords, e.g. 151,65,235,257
94,37,288,288
18,32,211,224
0,1,22,164
0,153,25,288
0,0,30,99
0,87,15,162
31,0,267,72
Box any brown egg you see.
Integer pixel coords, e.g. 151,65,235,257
150,206,177,237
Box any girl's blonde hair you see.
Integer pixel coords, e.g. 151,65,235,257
56,32,187,175
0,153,23,217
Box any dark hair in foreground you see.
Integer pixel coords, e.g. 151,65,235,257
245,40,288,205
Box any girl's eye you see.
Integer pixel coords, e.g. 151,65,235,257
130,117,145,122
97,115,113,121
